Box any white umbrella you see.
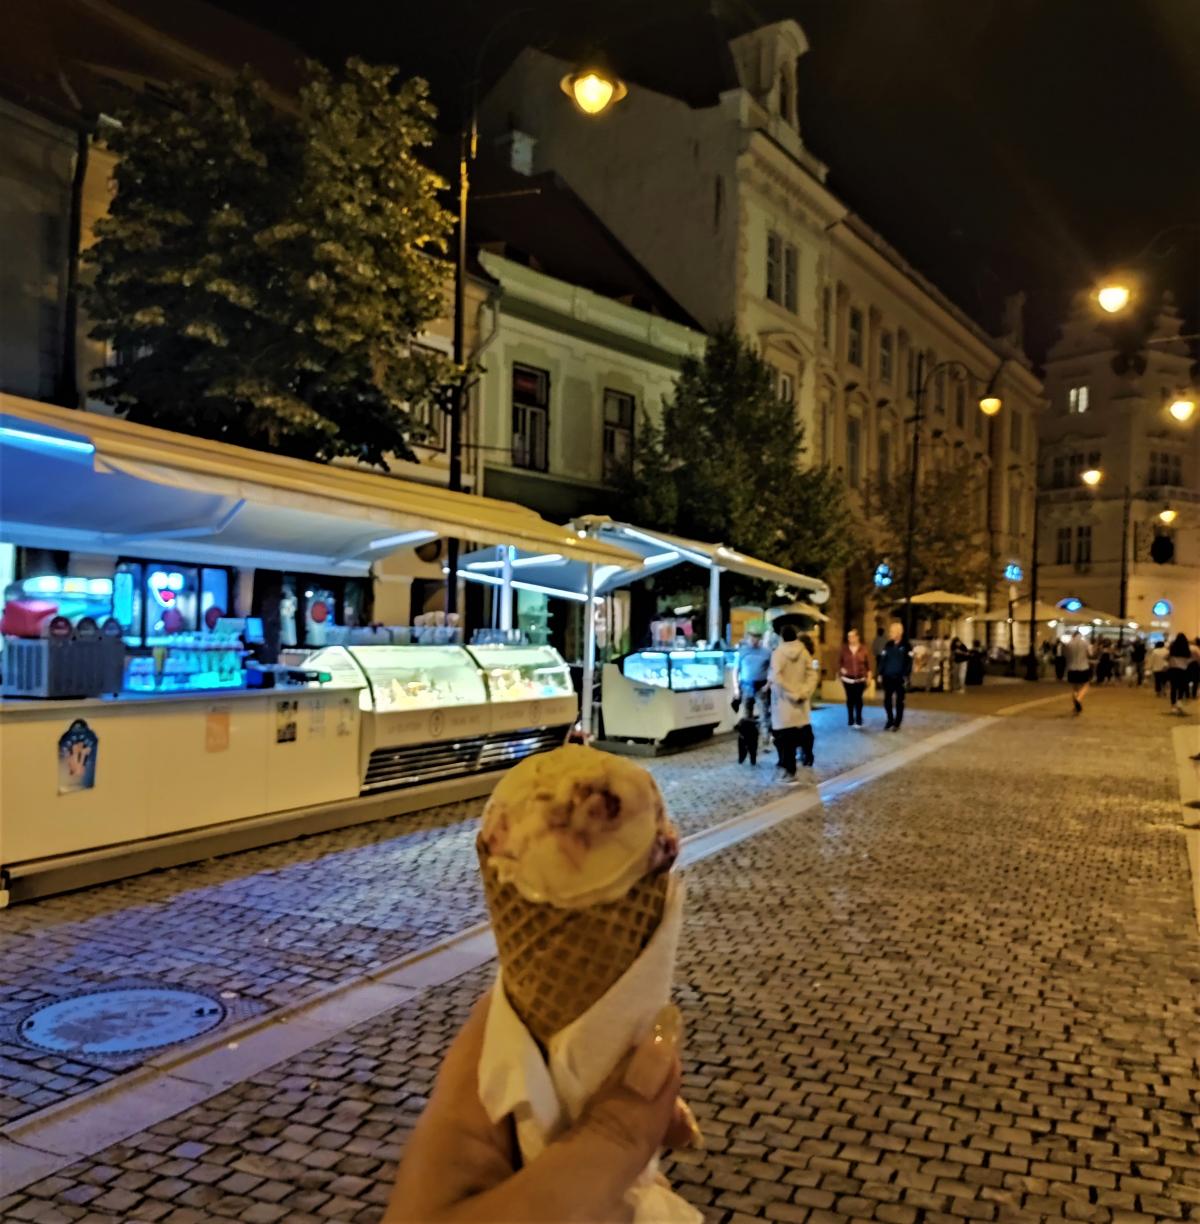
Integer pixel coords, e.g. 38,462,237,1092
910,590,981,607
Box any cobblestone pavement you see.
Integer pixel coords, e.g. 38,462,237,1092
0,707,961,1124
2,685,1196,1222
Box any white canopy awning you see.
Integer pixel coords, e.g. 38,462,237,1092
0,396,639,574
459,517,830,603
968,600,1117,627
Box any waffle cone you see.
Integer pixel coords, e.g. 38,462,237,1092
477,840,668,1046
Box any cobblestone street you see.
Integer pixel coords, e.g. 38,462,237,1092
1,684,1197,1222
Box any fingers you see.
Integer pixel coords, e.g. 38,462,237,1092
664,1098,704,1151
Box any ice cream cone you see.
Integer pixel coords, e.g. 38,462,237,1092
477,840,668,1046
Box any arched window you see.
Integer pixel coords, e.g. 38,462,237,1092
778,68,793,124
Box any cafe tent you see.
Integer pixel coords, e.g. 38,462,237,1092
910,590,981,607
0,396,638,574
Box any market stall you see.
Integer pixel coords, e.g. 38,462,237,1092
0,396,635,898
908,591,981,690
459,518,829,747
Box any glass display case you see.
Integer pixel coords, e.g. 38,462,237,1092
620,649,724,692
305,645,486,712
125,633,245,692
467,645,573,702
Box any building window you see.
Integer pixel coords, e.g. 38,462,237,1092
933,367,945,413
954,381,966,428
974,398,983,437
602,389,635,484
847,308,864,367
879,331,893,383
778,371,795,406
512,363,549,471
713,175,724,229
1067,384,1089,414
1051,456,1065,488
878,430,891,483
1065,451,1101,486
766,231,782,303
1010,409,1022,453
821,286,832,348
1055,526,1072,565
1075,525,1092,566
846,417,861,488
1148,450,1182,486
1007,482,1021,537
783,245,798,312
906,348,917,399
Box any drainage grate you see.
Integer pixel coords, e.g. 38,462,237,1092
14,984,263,1070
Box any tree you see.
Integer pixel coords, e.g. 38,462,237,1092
85,59,452,468
865,457,991,602
620,326,860,592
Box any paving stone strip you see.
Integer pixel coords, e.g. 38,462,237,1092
1,688,1195,1223
0,709,961,1125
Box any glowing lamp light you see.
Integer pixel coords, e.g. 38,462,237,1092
978,395,1002,416
1152,599,1172,617
1060,598,1084,613
560,68,627,116
1096,284,1131,314
1159,508,1178,525
1080,468,1102,487
873,562,893,589
1168,397,1195,423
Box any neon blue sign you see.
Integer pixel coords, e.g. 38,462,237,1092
1152,599,1171,617
1003,563,1024,582
874,562,893,589
1060,597,1083,613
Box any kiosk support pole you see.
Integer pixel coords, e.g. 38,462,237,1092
580,562,597,738
499,546,514,632
707,565,723,644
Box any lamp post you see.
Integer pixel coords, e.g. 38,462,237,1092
443,37,625,616
901,352,1004,637
1094,222,1200,315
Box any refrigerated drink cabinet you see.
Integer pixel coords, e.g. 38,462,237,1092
304,643,576,792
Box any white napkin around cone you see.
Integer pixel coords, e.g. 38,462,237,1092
478,875,700,1223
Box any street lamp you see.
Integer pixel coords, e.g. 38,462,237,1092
900,353,1005,637
1096,284,1132,314
444,38,625,615
1168,396,1196,423
1093,222,1200,315
1159,507,1178,525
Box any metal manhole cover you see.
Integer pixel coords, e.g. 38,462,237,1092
19,987,227,1060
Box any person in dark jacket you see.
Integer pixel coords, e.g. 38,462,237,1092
878,620,913,731
1168,632,1192,713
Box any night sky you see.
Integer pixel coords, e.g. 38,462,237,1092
215,0,1200,360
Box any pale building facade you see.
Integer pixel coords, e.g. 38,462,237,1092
1037,294,1199,638
478,18,1045,651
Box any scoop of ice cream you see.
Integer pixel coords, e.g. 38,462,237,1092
479,744,678,908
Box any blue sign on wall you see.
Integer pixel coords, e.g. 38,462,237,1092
874,562,893,589
1003,563,1024,582
1152,599,1172,617
1059,597,1083,613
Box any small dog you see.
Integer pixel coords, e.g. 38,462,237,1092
736,693,762,765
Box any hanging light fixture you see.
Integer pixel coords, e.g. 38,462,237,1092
560,65,628,115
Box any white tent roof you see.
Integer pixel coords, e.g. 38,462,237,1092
0,396,639,574
458,517,830,603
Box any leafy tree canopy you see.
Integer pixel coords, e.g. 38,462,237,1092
86,59,452,467
865,457,991,601
620,325,860,598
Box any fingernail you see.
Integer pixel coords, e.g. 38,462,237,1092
678,1099,705,1149
624,1005,682,1100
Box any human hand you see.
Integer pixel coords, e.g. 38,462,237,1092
386,996,700,1224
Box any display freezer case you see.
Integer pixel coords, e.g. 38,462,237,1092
303,643,576,793
601,649,735,745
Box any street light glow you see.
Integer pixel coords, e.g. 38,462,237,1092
1159,507,1178,524
979,395,1002,416
1168,397,1195,422
1081,468,1102,486
1096,284,1131,313
560,68,627,115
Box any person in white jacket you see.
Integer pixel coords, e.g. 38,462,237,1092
769,624,819,782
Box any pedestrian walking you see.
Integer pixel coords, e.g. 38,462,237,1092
1168,632,1192,714
1189,637,1200,701
950,635,970,692
1053,637,1067,682
769,624,818,782
1149,637,1170,696
1130,637,1146,687
878,620,913,731
1095,642,1113,685
1063,629,1092,715
838,627,871,727
733,626,770,750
